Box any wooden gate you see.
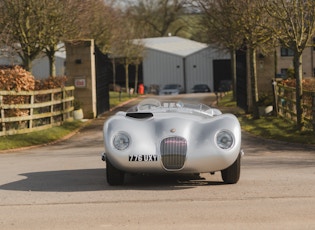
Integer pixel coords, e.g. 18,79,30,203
236,50,248,112
213,59,231,92
95,46,111,116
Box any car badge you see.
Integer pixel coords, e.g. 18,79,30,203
170,128,176,133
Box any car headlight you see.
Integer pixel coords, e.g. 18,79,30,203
113,132,130,150
216,130,234,149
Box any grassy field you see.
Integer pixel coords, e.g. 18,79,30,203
109,91,138,108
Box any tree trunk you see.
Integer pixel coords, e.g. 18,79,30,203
249,47,259,119
46,45,57,77
293,53,303,130
22,55,32,72
48,54,56,77
230,49,237,101
134,63,139,94
112,58,116,91
274,49,277,78
124,61,129,93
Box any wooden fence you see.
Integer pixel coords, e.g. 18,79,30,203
275,83,315,131
0,86,75,136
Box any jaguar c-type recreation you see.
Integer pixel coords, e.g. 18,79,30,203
101,98,243,185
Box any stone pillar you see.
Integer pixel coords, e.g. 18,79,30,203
65,40,96,119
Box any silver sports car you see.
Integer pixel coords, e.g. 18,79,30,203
102,98,243,185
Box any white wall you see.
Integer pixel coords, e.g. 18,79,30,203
186,48,230,92
0,44,66,79
143,49,184,88
142,46,230,93
32,56,66,79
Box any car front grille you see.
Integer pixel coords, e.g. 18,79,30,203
160,136,187,170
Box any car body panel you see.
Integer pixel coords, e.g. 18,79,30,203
102,99,242,175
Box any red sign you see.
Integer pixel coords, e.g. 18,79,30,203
74,78,86,88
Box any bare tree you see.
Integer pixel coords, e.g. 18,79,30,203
131,40,145,93
127,0,187,37
42,0,118,76
110,15,145,93
264,0,315,130
0,0,118,75
39,0,81,76
76,0,119,53
194,0,244,100
194,0,276,119
238,0,276,119
0,0,48,71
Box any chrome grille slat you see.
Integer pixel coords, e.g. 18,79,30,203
160,137,187,170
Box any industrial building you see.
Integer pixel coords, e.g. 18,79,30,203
139,36,230,93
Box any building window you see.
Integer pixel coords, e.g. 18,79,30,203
280,68,288,78
280,47,294,56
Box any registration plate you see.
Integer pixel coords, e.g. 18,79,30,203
129,155,158,162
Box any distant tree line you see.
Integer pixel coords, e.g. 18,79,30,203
190,0,315,130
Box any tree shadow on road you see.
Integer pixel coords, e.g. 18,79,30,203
0,169,225,192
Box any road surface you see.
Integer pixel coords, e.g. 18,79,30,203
0,93,314,230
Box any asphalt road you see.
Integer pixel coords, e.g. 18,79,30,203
0,93,314,230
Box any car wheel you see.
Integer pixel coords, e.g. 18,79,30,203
106,159,124,185
221,153,241,184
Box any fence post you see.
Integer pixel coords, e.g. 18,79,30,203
29,94,34,130
50,92,54,125
62,88,66,121
0,95,6,134
272,79,278,116
312,93,315,133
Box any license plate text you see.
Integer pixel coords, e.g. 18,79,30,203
129,155,158,162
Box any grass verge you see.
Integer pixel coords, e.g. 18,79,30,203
110,91,138,108
0,120,85,151
219,92,315,145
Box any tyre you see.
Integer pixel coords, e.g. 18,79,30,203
221,153,241,184
106,159,124,185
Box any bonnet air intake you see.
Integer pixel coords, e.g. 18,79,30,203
126,112,153,119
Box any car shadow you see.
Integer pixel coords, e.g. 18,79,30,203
0,169,225,192
123,174,225,189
